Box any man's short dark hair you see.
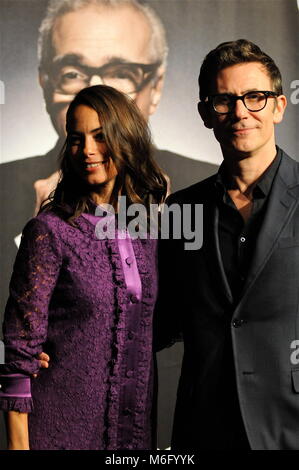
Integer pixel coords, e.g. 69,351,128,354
198,39,283,102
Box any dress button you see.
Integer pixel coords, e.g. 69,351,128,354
240,237,246,243
232,319,245,328
126,257,133,266
130,294,138,304
128,331,134,340
126,370,134,378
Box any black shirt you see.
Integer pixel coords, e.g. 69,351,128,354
216,149,282,301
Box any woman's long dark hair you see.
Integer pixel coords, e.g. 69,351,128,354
41,85,167,223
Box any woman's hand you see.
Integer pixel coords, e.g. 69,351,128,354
32,352,50,378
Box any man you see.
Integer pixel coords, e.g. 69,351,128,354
156,39,299,450
0,0,216,449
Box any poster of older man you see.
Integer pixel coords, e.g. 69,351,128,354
0,0,298,450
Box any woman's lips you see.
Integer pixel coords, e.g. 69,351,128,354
84,161,108,171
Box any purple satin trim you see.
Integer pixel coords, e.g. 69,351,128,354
0,374,31,398
82,212,142,300
118,237,142,301
82,213,142,303
82,213,103,224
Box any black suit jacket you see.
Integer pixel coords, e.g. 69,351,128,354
155,148,299,450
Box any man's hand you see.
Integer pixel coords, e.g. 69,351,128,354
32,352,50,378
33,170,60,216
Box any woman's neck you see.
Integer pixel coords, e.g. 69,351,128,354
89,179,116,206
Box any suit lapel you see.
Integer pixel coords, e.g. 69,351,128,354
239,154,299,301
203,191,234,304
213,204,234,303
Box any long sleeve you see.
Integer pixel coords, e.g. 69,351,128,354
0,215,62,412
153,194,185,352
153,239,183,352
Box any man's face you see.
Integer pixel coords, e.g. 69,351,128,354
40,5,165,137
200,62,286,159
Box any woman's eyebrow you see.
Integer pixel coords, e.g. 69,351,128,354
91,127,103,133
69,127,103,135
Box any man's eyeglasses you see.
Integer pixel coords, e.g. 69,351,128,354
206,91,279,115
46,61,161,96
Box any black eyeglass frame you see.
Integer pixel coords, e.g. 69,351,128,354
45,60,162,95
205,90,279,115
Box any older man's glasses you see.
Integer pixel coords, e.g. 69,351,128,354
47,61,161,96
207,91,279,114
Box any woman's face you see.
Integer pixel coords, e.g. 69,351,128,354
67,104,118,188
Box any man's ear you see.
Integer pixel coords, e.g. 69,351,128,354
273,94,287,124
148,65,165,116
197,101,213,129
38,68,55,117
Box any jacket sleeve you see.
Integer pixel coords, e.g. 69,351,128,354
153,196,183,352
153,237,183,352
0,215,62,412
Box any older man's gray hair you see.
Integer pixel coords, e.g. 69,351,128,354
38,0,168,70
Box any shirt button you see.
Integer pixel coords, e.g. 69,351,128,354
130,294,138,304
232,319,245,328
126,370,134,378
240,237,246,243
126,257,133,266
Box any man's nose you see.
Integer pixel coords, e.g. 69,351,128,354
89,74,104,86
233,98,249,119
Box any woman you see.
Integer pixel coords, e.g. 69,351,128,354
0,85,167,450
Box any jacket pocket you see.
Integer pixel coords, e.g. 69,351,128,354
278,238,299,248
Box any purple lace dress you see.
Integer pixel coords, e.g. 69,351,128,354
0,209,158,450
